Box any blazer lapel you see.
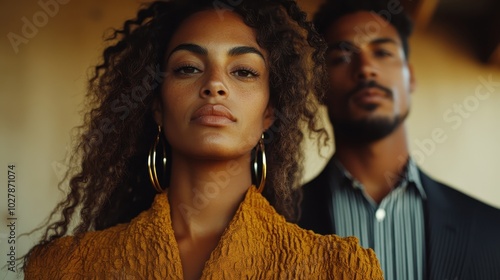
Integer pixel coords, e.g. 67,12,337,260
420,170,472,280
300,160,337,235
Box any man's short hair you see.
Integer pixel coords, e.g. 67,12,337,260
313,0,414,59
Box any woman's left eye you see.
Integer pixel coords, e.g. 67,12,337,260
232,68,259,78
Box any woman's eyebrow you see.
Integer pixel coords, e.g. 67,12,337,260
167,43,207,60
228,46,265,62
167,44,265,62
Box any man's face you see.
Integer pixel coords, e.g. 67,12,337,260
324,11,415,143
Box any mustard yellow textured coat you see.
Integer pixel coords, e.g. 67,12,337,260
25,186,383,279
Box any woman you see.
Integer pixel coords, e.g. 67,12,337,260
24,0,383,279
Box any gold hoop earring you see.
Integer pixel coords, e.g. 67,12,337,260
148,125,167,193
253,134,266,193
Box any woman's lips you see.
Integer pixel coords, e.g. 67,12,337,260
191,104,236,126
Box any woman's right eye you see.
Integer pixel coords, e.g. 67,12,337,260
173,66,201,75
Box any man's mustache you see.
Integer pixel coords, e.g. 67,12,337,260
346,80,393,100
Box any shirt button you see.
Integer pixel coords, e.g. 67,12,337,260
375,208,386,222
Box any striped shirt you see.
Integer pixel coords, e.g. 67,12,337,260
329,158,426,280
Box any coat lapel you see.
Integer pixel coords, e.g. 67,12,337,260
420,170,472,279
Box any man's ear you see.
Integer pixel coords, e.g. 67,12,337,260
263,105,275,131
408,63,416,93
152,97,163,126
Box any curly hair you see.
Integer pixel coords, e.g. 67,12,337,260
24,0,328,267
313,0,414,59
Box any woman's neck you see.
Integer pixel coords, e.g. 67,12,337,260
167,154,252,239
166,154,253,280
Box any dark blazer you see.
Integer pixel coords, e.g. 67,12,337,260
299,163,500,280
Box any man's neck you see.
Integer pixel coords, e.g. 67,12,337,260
334,125,409,203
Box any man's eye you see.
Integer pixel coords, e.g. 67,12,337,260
329,55,351,65
374,50,392,58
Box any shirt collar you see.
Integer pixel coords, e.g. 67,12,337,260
406,158,427,199
330,157,427,200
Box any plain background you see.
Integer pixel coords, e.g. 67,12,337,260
1,0,499,278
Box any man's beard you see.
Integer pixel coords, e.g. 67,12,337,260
332,111,409,144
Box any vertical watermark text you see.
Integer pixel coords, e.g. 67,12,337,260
5,164,17,273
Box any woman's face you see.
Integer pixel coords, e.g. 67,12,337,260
155,10,273,161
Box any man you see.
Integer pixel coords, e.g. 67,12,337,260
299,1,500,279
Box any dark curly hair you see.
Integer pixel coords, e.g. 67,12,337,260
23,0,328,268
313,0,414,59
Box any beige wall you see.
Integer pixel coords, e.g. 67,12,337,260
0,1,143,277
408,24,500,208
0,0,499,278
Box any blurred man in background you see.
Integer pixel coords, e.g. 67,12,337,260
299,1,500,279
